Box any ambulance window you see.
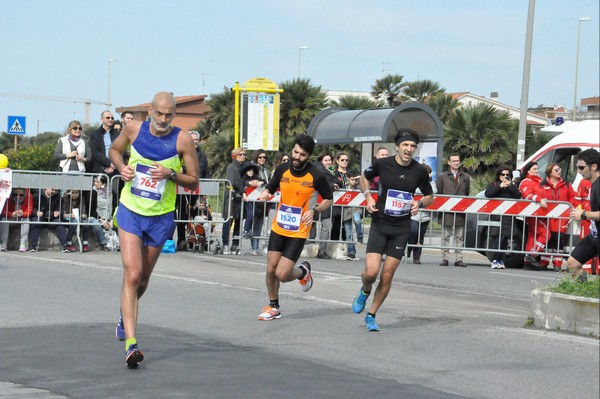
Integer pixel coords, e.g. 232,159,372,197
535,151,554,177
552,148,580,184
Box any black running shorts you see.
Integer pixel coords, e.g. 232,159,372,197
366,221,410,260
267,230,307,263
570,234,600,265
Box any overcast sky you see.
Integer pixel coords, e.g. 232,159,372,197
1,0,598,134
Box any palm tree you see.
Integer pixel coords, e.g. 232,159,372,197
279,78,328,138
525,128,552,159
402,79,444,103
330,95,384,110
427,93,460,124
444,103,516,175
194,87,235,139
277,134,296,155
203,129,235,179
370,74,407,107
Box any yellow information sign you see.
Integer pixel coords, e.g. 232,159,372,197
232,78,283,151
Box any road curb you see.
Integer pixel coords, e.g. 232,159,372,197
530,288,599,337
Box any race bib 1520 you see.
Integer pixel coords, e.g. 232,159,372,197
276,204,302,231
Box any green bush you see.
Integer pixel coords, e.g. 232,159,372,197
5,143,59,171
547,276,600,299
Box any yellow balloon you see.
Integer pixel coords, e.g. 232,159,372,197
0,154,8,169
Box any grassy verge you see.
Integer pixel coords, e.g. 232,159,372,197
547,276,600,299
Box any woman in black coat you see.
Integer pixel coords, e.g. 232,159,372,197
484,165,522,269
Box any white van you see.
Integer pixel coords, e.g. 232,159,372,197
517,119,599,189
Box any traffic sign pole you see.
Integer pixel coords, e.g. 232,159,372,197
7,115,27,151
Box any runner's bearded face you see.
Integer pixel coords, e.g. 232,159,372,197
150,107,175,134
291,144,310,171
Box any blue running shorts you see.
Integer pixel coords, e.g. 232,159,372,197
115,205,175,248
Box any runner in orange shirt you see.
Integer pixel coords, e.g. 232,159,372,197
256,134,333,321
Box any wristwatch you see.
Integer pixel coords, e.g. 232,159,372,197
581,210,587,220
169,169,177,181
312,207,319,216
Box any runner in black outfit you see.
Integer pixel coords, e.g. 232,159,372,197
352,130,434,331
565,149,600,282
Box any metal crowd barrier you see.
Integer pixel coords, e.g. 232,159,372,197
236,188,579,266
109,176,232,254
2,171,362,256
233,187,367,257
1,170,110,252
2,172,580,268
411,194,577,269
1,171,233,254
175,178,231,254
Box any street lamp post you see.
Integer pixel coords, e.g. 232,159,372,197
572,17,591,121
298,46,309,78
107,59,117,109
201,73,209,93
516,0,535,167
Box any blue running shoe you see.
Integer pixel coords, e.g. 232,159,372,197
115,314,125,341
352,289,369,314
126,344,144,368
365,314,380,332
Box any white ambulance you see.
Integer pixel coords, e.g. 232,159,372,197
470,120,599,268
517,119,599,189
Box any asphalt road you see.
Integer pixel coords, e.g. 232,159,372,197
0,246,598,399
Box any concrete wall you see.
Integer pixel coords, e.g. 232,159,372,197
530,288,599,337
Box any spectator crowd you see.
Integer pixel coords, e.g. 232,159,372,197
0,114,592,276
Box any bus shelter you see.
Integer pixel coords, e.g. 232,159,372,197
307,102,444,178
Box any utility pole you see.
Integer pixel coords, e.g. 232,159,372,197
517,0,535,168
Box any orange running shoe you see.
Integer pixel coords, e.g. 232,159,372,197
258,305,281,321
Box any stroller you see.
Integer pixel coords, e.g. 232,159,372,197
186,216,220,254
104,228,120,252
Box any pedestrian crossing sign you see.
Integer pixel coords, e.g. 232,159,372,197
7,116,26,135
